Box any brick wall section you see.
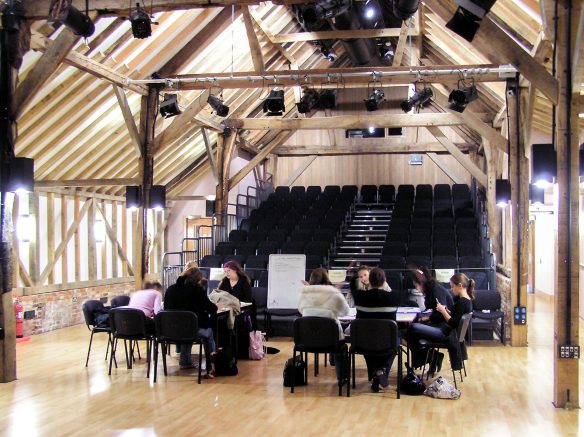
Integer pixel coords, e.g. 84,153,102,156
496,272,512,344
19,282,135,336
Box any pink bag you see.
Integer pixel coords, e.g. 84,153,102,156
249,330,265,360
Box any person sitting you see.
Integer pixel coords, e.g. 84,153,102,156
407,272,474,373
126,280,163,334
218,260,252,302
411,266,454,325
164,266,218,376
347,265,391,307
352,268,400,392
298,268,350,385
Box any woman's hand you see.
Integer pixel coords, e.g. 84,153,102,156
301,280,309,286
436,301,447,314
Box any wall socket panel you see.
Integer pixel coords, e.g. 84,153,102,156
559,345,580,359
23,310,36,320
513,306,527,325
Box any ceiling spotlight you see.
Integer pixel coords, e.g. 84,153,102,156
529,184,545,206
160,94,182,118
365,7,376,19
148,185,166,210
263,90,286,116
301,0,351,24
48,0,95,37
531,143,556,188
364,88,384,112
446,0,497,42
400,87,433,113
495,179,511,208
317,90,337,109
393,0,420,21
379,41,395,64
7,157,34,194
130,4,152,39
207,95,229,117
320,46,337,62
297,89,320,114
368,126,376,134
448,84,478,112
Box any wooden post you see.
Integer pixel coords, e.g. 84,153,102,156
214,129,237,218
507,79,529,347
553,1,580,409
484,141,502,261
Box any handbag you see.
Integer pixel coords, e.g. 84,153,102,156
249,330,265,360
400,363,426,395
283,356,306,387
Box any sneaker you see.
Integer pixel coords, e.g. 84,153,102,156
371,375,380,393
378,370,390,389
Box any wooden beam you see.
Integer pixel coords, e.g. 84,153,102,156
35,178,139,188
424,0,559,105
228,130,291,190
426,153,464,183
225,113,487,130
112,85,142,157
392,21,410,67
167,195,208,201
248,9,297,64
275,142,473,155
426,126,487,187
272,27,419,44
202,128,218,181
483,140,501,260
96,203,134,276
35,187,125,202
242,6,265,73
14,28,79,118
282,156,317,186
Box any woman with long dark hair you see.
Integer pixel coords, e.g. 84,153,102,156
411,266,454,325
218,260,252,302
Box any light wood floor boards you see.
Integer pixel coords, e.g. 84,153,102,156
0,292,581,437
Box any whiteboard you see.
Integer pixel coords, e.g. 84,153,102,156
267,254,306,309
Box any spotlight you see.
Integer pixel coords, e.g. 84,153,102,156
393,0,420,21
400,87,433,113
364,88,384,112
125,186,141,210
529,184,544,206
495,179,510,208
448,85,478,112
130,4,152,39
7,157,34,194
364,7,376,19
446,0,497,42
531,143,556,187
301,0,351,24
317,90,337,109
160,94,182,118
263,90,286,116
368,126,376,134
379,41,395,64
297,89,319,114
48,0,95,37
148,185,166,210
320,46,337,62
207,95,229,117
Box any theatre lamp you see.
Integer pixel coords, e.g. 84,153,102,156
364,88,384,112
263,90,286,116
529,184,544,206
297,89,319,114
160,94,182,118
48,0,95,37
148,185,166,210
125,186,141,210
495,179,510,208
208,95,229,117
130,4,152,39
531,143,556,188
448,84,478,113
401,87,433,113
7,157,34,194
317,90,337,109
446,0,497,42
393,0,420,21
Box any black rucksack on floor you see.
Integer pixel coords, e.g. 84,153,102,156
235,314,253,359
214,347,238,376
283,356,307,387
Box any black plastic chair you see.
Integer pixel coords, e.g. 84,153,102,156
349,319,402,398
378,185,395,203
291,317,349,396
419,313,472,389
471,290,505,345
360,185,377,203
153,310,203,384
228,229,248,242
82,300,112,367
108,308,154,377
111,295,130,308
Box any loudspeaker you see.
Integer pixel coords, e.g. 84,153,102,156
8,157,34,193
149,185,166,210
125,186,141,209
206,200,216,217
531,143,556,185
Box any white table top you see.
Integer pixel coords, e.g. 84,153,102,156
338,307,421,323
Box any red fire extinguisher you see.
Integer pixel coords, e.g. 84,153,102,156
13,295,23,338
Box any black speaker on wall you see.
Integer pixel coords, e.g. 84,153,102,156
125,186,141,209
206,200,216,217
531,143,556,186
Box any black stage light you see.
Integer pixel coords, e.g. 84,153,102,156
531,143,556,188
495,179,511,208
446,0,497,42
448,85,478,112
125,186,141,210
529,184,545,206
320,46,337,62
263,90,286,116
364,88,384,112
297,89,320,114
48,0,95,37
207,95,229,117
148,185,166,210
393,0,420,21
7,157,34,194
130,4,152,39
301,0,351,24
160,94,182,118
400,87,433,113
379,41,395,64
317,90,337,109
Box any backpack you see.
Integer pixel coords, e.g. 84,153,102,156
424,376,461,399
400,363,426,395
248,331,265,360
214,348,238,376
283,356,306,387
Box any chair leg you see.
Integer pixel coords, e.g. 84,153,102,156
346,350,350,397
135,340,142,360
304,352,309,384
452,369,458,389
397,348,402,399
315,353,319,377
422,348,432,380
146,340,151,378
85,330,94,367
291,350,296,393
501,318,506,345
162,343,168,376
108,337,117,375
197,342,203,384
351,352,356,389
123,340,130,369
153,342,159,383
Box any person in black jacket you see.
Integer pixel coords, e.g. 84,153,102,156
218,260,252,302
352,268,401,392
407,272,474,372
165,266,219,376
411,266,454,325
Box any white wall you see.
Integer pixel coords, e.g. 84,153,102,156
533,210,557,295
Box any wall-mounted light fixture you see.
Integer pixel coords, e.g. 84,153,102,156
48,0,95,37
496,179,511,208
148,185,166,210
125,186,141,210
531,143,556,188
7,157,34,194
529,184,545,206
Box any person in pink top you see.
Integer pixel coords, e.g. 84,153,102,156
127,281,163,333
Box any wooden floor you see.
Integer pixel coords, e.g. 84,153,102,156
0,293,581,437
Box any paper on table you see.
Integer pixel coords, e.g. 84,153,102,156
435,269,455,283
209,268,225,281
328,269,347,283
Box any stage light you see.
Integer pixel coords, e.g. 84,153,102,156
297,89,319,114
393,0,420,20
301,0,351,24
317,90,337,109
207,95,229,117
365,7,376,19
401,87,433,113
495,179,510,208
531,143,556,188
130,4,152,39
263,90,286,116
448,84,478,113
364,88,384,112
160,94,182,118
368,126,376,134
379,41,395,64
529,184,544,206
125,186,141,210
48,0,95,37
149,185,166,210
320,46,337,62
446,0,497,42
7,157,34,194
